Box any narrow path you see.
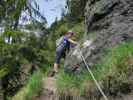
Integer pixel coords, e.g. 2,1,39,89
33,76,133,100
33,77,57,100
44,77,57,92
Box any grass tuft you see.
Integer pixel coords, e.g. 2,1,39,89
56,41,133,96
12,71,44,100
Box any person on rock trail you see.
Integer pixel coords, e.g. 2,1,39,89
51,30,78,76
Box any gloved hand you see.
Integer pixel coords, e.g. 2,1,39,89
81,40,93,48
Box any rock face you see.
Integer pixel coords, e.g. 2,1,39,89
64,0,133,73
64,0,133,99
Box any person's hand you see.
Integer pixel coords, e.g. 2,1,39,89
81,40,93,48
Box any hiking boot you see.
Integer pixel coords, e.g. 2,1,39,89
48,71,58,77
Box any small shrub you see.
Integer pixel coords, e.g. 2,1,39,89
12,71,44,100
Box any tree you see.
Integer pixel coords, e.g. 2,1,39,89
66,0,88,22
0,0,46,30
0,0,48,98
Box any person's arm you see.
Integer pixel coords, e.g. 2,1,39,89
68,38,78,45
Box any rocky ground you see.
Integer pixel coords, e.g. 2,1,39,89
33,77,57,100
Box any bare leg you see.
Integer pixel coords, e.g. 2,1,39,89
54,63,59,73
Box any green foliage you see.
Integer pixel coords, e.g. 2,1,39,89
0,29,50,97
50,20,84,41
0,20,56,98
56,70,89,96
86,42,133,81
67,0,88,22
3,29,25,43
25,20,47,31
0,0,27,27
0,36,5,44
81,42,133,81
0,0,46,30
26,71,43,100
95,42,133,80
0,43,24,77
56,42,133,96
71,22,84,40
12,71,44,100
0,67,10,78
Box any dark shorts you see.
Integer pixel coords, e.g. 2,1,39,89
55,50,62,64
55,46,64,64
55,38,70,64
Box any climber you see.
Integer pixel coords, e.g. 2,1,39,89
51,30,78,76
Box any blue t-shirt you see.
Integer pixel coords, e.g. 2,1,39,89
56,36,70,53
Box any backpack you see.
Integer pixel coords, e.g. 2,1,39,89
56,36,70,58
56,36,64,47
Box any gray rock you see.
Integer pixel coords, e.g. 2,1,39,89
64,0,133,74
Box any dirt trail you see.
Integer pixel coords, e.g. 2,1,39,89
44,77,57,93
34,77,57,100
33,76,133,100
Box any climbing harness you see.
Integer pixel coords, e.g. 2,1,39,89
79,48,109,100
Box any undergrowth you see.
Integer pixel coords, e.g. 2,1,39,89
12,71,44,100
56,41,133,96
